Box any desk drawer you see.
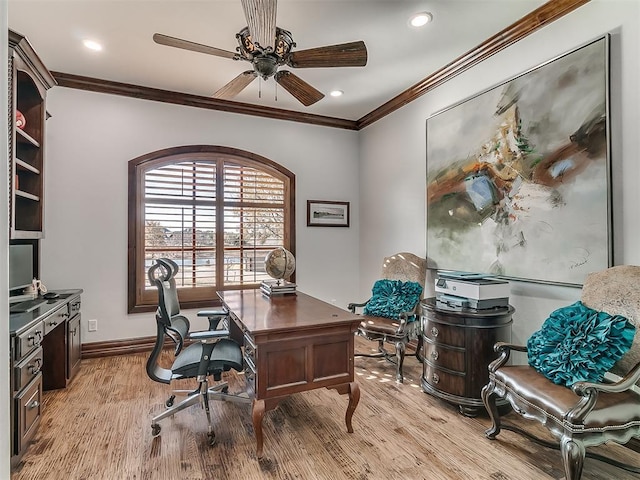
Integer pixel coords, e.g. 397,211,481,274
15,322,44,361
243,353,256,396
43,306,68,335
243,331,256,358
69,297,81,316
14,347,43,393
16,374,42,455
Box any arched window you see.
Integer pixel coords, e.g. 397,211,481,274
128,145,295,313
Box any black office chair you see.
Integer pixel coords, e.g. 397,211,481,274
146,258,250,445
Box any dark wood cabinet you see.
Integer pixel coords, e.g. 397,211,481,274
8,29,56,239
420,298,513,416
10,291,82,466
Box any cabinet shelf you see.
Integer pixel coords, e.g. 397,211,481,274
15,190,40,202
15,158,40,175
9,29,56,241
15,128,41,148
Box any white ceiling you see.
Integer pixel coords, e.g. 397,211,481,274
8,0,547,121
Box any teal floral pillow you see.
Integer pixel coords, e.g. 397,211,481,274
363,280,423,320
527,301,635,387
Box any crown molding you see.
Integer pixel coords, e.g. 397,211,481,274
356,0,590,129
51,72,359,131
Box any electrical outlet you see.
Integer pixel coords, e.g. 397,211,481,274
88,319,98,332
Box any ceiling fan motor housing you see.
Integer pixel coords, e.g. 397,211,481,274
236,27,296,78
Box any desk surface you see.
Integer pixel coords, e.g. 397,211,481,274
10,289,83,335
218,289,357,334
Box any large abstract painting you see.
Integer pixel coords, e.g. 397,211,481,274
426,36,611,286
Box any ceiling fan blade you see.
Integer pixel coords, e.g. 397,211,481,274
240,0,277,50
213,71,258,99
287,41,368,68
275,71,324,106
153,33,237,60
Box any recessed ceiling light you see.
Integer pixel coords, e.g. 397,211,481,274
409,12,433,28
329,90,344,97
83,39,103,51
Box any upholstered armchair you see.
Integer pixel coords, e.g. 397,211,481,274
482,265,640,480
349,252,427,383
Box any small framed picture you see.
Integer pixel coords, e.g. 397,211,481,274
307,200,350,227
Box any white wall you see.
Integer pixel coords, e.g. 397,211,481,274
358,0,640,364
41,89,360,342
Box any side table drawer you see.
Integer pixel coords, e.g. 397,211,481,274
16,374,42,454
422,318,465,347
423,362,465,397
423,339,465,372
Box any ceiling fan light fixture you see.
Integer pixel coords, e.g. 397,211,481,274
330,90,344,97
409,12,433,28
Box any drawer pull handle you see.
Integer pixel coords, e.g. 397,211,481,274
432,373,440,384
431,350,439,361
28,359,42,375
71,328,78,336
431,326,439,337
27,331,43,346
47,321,58,327
28,400,40,410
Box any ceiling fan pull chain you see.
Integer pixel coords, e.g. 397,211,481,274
275,81,278,102
259,77,262,99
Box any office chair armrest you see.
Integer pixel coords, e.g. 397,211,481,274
348,301,369,313
188,329,230,343
197,308,229,330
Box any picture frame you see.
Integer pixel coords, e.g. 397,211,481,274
307,200,350,227
426,35,611,286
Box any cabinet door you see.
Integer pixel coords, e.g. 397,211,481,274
67,314,82,381
15,374,42,455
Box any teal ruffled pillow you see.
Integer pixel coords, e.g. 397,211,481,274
363,279,423,320
527,301,635,387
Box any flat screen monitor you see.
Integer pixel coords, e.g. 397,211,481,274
9,244,34,292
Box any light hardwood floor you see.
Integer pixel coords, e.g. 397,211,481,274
11,338,640,480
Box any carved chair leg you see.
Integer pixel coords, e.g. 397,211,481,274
561,436,585,480
481,382,502,439
395,341,405,383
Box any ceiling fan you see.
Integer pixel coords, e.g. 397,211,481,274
153,0,367,106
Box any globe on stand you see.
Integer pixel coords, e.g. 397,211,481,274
261,248,297,296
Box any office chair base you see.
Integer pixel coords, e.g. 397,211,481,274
151,381,251,442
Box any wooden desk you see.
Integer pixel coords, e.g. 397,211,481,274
218,290,361,458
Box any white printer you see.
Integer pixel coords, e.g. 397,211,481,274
435,271,510,310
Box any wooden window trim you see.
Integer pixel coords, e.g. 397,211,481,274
128,145,295,313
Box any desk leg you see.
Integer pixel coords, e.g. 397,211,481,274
251,399,265,458
346,381,360,433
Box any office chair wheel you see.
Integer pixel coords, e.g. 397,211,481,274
151,423,161,437
207,431,216,446
165,395,175,408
